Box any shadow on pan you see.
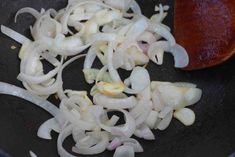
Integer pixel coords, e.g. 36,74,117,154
0,0,235,157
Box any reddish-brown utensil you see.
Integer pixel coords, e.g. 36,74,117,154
174,0,235,70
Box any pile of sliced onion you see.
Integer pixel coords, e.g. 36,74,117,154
0,0,202,157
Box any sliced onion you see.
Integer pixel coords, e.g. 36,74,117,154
145,110,159,129
51,35,90,56
57,125,76,157
1,25,30,44
107,137,122,151
29,151,37,157
15,7,41,22
37,118,60,140
107,41,121,82
120,17,148,49
151,88,165,111
17,66,60,84
113,145,134,157
137,31,156,45
135,100,152,126
156,83,186,110
104,0,131,11
137,85,151,101
168,44,189,68
156,109,173,130
174,82,197,88
60,102,96,130
72,131,109,155
129,99,148,119
56,54,86,99
94,108,136,137
158,106,173,119
1,2,204,157
129,66,150,92
84,46,97,69
129,0,142,14
93,93,136,109
105,115,120,126
174,108,195,126
0,82,59,116
107,137,143,152
184,88,202,106
152,24,175,46
40,52,61,66
72,126,86,143
74,135,99,148
134,124,155,140
148,41,189,68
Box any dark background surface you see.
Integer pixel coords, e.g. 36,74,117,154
0,0,235,157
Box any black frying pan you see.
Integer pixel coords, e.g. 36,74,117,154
0,0,235,157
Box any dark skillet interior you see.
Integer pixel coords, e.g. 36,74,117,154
0,0,235,157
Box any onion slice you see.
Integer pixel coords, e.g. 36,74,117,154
72,131,109,155
93,93,136,109
0,82,59,116
94,108,136,137
113,145,134,157
1,25,30,44
15,7,41,22
148,41,189,68
37,118,60,140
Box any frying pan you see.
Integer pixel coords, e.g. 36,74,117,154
0,0,235,157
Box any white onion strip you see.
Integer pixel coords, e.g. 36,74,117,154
1,25,30,44
37,118,60,140
0,82,59,116
93,93,136,109
94,108,136,137
15,7,41,22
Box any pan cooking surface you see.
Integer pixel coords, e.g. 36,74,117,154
0,0,235,157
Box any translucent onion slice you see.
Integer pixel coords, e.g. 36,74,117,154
158,106,173,119
72,131,109,155
174,108,195,126
1,25,30,44
152,24,175,46
120,17,148,50
94,93,136,109
57,125,76,157
37,118,60,140
135,100,152,126
29,151,38,157
107,137,143,152
129,0,142,14
151,88,165,111
184,88,202,106
0,82,59,116
94,108,136,137
15,7,41,22
145,110,159,129
84,46,97,70
173,82,197,88
148,41,189,68
134,124,155,140
156,109,173,130
104,0,131,11
74,135,99,148
17,66,60,84
113,145,134,157
125,66,150,94
72,126,86,143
